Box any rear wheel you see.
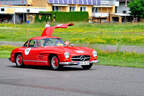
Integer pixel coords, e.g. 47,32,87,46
50,56,62,70
15,54,24,67
81,63,93,70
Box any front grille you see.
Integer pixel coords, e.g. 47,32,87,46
71,55,90,61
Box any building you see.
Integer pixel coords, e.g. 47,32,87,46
0,0,47,23
0,0,132,23
91,0,132,23
117,0,130,14
31,0,118,23
32,0,100,17
113,0,132,22
91,0,119,23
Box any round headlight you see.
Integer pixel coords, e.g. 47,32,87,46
93,51,97,57
64,52,70,59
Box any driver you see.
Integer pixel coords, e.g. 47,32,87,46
41,40,45,47
64,40,70,46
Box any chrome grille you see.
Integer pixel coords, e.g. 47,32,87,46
71,55,90,61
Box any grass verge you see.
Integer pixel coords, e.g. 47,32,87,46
0,45,17,58
97,50,144,68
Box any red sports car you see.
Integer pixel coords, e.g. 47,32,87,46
9,24,98,70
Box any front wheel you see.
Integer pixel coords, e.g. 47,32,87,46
50,56,62,70
81,63,93,70
15,54,24,67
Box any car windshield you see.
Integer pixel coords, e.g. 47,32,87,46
40,38,64,47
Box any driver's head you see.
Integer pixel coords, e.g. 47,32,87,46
65,40,70,46
41,40,45,47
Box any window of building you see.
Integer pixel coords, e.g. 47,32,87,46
115,6,117,13
27,9,30,13
123,10,127,14
52,6,59,11
80,6,87,12
1,8,5,12
70,6,76,12
92,7,98,13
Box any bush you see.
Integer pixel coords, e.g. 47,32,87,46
0,45,17,51
128,0,144,18
35,11,89,22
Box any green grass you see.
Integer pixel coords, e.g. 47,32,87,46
97,50,144,68
0,45,17,58
55,22,144,46
0,22,144,45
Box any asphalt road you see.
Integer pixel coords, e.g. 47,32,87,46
0,59,144,96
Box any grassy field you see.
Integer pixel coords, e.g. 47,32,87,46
98,50,144,68
0,45,17,58
0,22,144,68
0,22,144,45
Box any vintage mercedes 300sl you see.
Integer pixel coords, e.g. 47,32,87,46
9,24,98,70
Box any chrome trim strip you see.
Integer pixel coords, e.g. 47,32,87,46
23,60,48,63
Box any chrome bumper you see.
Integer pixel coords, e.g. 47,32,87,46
8,58,11,61
59,60,99,65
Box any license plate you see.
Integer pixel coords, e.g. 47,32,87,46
79,61,89,65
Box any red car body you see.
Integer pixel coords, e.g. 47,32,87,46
9,24,98,70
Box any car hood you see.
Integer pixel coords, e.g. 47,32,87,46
42,46,93,55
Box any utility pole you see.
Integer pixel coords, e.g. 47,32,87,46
125,0,128,23
125,0,128,7
13,12,16,24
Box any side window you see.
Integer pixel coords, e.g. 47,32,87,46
23,41,28,47
28,40,39,48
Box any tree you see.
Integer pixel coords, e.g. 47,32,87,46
128,0,144,18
